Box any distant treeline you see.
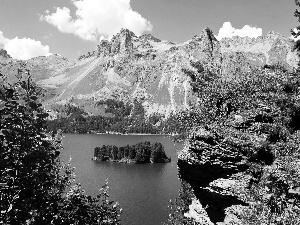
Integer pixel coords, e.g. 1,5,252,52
47,99,186,135
93,141,171,163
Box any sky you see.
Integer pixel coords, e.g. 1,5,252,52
0,0,299,60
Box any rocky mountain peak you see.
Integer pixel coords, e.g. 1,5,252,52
96,39,111,57
266,31,283,39
219,30,299,70
119,28,137,37
110,28,137,55
220,31,288,49
0,49,11,58
189,28,220,51
95,29,164,57
200,27,218,42
138,34,161,43
185,27,222,70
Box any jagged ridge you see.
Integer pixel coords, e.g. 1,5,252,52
0,28,298,119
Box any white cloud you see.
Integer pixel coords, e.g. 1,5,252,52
216,22,262,40
0,31,50,60
41,0,153,41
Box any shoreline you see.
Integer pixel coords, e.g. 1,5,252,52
96,133,176,136
85,131,180,136
92,156,171,164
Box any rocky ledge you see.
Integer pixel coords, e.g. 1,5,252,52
178,128,251,223
177,118,300,224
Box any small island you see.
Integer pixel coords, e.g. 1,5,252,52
93,141,171,163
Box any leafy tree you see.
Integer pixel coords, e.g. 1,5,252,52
111,145,119,160
128,146,136,159
135,142,151,163
118,147,125,160
151,142,169,163
292,0,300,38
0,71,121,224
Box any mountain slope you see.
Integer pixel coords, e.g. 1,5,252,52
0,28,298,119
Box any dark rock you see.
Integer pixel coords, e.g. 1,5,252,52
178,160,248,223
0,49,11,58
110,28,136,55
255,114,274,123
178,128,250,223
96,40,111,57
138,34,161,43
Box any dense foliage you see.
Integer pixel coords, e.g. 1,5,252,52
94,141,171,163
0,71,121,224
47,99,185,135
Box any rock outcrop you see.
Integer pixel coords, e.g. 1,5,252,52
220,31,299,70
0,49,11,59
96,40,111,57
110,28,136,55
178,128,250,223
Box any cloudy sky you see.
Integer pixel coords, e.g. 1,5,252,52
0,0,298,60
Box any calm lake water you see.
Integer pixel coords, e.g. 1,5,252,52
60,134,183,225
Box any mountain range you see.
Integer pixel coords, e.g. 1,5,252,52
0,28,298,119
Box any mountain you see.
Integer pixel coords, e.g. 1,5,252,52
220,31,299,73
0,28,298,119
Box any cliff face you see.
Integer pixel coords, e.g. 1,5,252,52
178,128,250,223
177,121,298,223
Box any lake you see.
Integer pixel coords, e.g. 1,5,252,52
60,134,184,225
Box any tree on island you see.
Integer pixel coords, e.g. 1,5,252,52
0,71,121,224
135,142,151,163
94,141,170,163
151,142,169,163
